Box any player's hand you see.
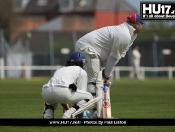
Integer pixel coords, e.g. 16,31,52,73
102,69,110,83
104,81,111,87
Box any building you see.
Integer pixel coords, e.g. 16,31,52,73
11,0,137,42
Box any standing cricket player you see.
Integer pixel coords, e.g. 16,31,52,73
42,52,101,119
75,13,146,118
129,45,143,80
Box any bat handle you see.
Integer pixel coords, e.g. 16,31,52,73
103,85,108,93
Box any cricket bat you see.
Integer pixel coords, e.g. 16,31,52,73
102,83,112,118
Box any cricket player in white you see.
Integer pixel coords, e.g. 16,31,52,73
42,52,101,119
130,45,143,80
75,13,146,118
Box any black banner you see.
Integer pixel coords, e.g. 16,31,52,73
140,2,175,20
0,119,175,126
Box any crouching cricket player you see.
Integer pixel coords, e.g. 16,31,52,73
42,52,101,119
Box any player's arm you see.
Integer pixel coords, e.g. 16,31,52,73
103,33,131,81
103,55,120,82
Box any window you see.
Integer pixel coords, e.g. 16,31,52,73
12,0,29,12
22,0,30,8
79,0,87,7
37,0,48,6
59,0,73,12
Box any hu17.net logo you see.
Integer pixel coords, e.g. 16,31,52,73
140,2,175,20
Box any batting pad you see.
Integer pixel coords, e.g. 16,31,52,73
71,97,102,118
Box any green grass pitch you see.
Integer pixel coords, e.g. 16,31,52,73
0,78,175,131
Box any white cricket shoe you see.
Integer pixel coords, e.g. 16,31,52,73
42,102,54,119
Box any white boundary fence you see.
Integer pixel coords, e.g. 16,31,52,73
0,58,5,79
0,65,63,80
113,66,175,80
0,60,174,80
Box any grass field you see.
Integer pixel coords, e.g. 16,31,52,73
0,78,175,132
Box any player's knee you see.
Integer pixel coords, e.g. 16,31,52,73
87,83,96,93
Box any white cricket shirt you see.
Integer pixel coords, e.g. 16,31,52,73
43,66,87,90
132,49,141,65
76,22,137,62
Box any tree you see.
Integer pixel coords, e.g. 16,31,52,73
0,0,17,41
0,0,15,30
137,22,175,41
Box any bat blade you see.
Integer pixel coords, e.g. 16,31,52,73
102,85,112,118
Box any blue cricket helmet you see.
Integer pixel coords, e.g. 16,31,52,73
67,51,87,68
68,51,87,63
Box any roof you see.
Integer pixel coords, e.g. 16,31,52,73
24,0,137,13
24,0,96,13
96,0,137,12
36,17,62,31
24,0,58,13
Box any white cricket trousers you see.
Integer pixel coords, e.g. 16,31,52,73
75,46,101,93
129,62,143,80
75,46,104,118
42,86,93,108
